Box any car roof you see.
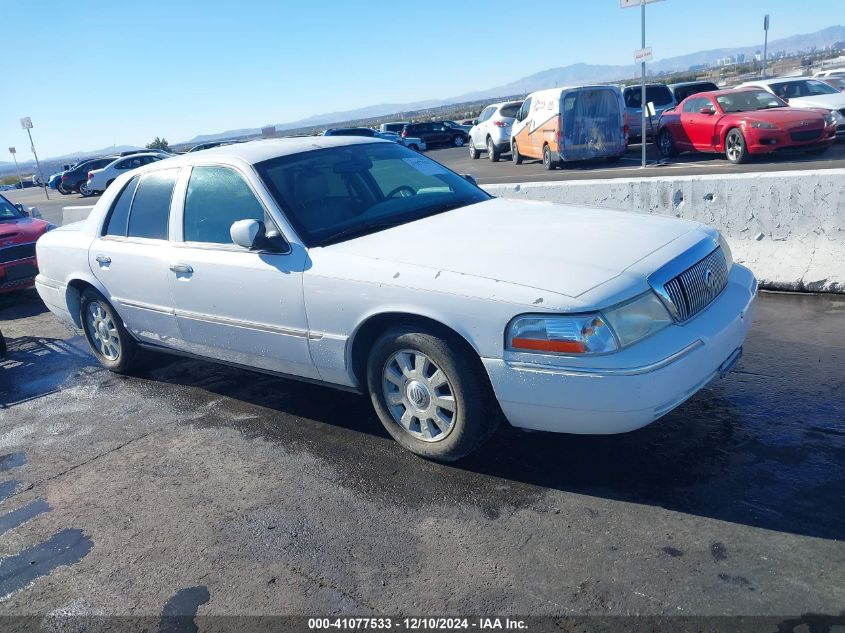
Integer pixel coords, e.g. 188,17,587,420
688,87,764,99
668,81,717,88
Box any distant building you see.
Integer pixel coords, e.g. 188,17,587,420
261,126,277,139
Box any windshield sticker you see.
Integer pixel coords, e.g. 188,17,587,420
402,157,447,176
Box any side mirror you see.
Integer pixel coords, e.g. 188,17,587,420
699,106,715,115
463,174,478,186
231,219,266,249
472,119,479,126
14,203,27,215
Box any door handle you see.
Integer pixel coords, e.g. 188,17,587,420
95,255,111,265
169,263,193,274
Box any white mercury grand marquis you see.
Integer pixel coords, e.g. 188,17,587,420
35,137,757,461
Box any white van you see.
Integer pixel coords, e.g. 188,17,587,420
510,85,627,169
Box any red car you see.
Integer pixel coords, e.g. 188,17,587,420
0,194,55,294
656,88,837,164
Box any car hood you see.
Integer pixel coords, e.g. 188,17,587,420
741,107,827,125
326,198,701,298
0,217,49,243
787,93,845,109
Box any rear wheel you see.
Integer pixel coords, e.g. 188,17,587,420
487,137,500,162
542,144,557,170
409,144,420,152
80,289,139,373
512,141,523,164
452,135,465,147
468,138,480,159
78,181,93,197
367,325,499,462
658,128,678,158
725,129,747,164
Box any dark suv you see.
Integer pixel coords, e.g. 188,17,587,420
401,122,468,148
59,157,117,195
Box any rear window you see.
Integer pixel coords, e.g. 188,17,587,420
624,85,673,108
126,169,178,240
499,103,522,118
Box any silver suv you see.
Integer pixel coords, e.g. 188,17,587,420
468,101,523,162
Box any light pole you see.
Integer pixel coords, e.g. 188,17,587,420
20,116,49,200
762,14,770,78
8,147,24,191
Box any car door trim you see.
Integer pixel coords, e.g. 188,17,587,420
113,296,175,316
174,308,309,338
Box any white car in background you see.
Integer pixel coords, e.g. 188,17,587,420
739,78,845,139
34,137,756,462
468,101,523,162
86,152,170,195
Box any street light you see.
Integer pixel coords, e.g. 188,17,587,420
20,116,49,200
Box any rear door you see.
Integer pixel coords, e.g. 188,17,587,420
89,169,181,344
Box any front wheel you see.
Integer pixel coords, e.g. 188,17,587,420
725,129,748,164
452,135,465,147
78,181,93,197
468,140,480,159
80,289,139,373
367,326,499,462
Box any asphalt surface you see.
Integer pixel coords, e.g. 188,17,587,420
431,140,845,184
0,288,843,628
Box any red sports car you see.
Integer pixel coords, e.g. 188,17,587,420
0,194,55,294
656,88,837,164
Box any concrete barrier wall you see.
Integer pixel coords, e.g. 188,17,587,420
483,169,845,293
62,205,95,226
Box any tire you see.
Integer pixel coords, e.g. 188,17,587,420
409,144,420,152
512,141,523,164
724,128,748,164
366,325,499,462
80,289,139,373
57,182,70,195
542,144,557,170
0,330,6,359
78,181,93,197
487,137,500,162
606,154,623,163
469,139,480,160
452,135,465,147
657,128,678,158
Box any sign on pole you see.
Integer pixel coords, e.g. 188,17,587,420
634,47,653,63
764,14,769,30
8,147,15,154
620,0,664,7
20,117,33,129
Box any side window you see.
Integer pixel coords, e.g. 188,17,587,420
518,98,532,121
478,108,492,123
114,160,130,170
102,176,139,237
183,166,267,245
126,169,178,240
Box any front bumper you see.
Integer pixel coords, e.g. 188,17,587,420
0,257,39,293
746,124,836,153
483,264,758,434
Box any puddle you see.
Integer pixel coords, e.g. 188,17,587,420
0,452,26,471
0,498,51,536
0,480,19,503
158,585,210,633
0,529,93,600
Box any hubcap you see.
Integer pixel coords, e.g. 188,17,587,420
660,132,671,154
454,136,464,147
382,350,456,443
85,301,120,361
727,134,741,160
80,183,90,195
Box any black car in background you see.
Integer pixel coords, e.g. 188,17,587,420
322,128,377,137
59,157,116,195
667,81,720,104
401,122,468,147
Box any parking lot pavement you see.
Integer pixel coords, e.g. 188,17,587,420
432,141,845,184
1,188,89,226
0,289,844,622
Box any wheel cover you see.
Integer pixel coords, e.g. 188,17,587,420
85,301,121,361
726,133,742,161
80,182,91,195
454,136,465,147
660,131,672,154
382,349,457,443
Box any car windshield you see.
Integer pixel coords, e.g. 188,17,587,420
0,196,25,221
255,142,490,247
716,89,786,112
624,85,673,108
769,79,839,99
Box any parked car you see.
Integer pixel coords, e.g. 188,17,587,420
468,101,523,162
622,83,676,142
322,127,378,137
511,85,626,169
379,122,410,134
443,120,473,134
667,81,719,104
820,77,845,92
61,157,118,196
656,88,836,164
86,152,169,195
1,193,55,293
739,78,845,139
33,136,757,461
813,68,845,78
376,131,427,151
401,122,468,148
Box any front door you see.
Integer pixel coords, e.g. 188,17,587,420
168,165,317,379
89,169,181,344
511,97,535,158
681,96,718,150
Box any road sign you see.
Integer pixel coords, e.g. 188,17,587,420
620,0,664,7
634,47,653,62
20,117,33,129
8,147,15,154
764,14,769,30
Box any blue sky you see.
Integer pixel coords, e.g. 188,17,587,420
1,0,840,157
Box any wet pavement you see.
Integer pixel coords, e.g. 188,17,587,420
0,288,843,624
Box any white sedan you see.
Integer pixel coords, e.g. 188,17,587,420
84,152,170,195
35,137,757,461
739,78,845,139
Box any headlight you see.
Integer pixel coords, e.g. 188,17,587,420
824,112,836,126
718,232,734,273
750,120,778,129
507,314,618,355
602,292,673,348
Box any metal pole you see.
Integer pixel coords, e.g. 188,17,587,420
25,128,49,200
762,15,769,78
641,1,647,168
10,153,24,190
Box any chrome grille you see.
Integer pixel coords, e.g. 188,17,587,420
663,247,728,321
0,243,36,264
